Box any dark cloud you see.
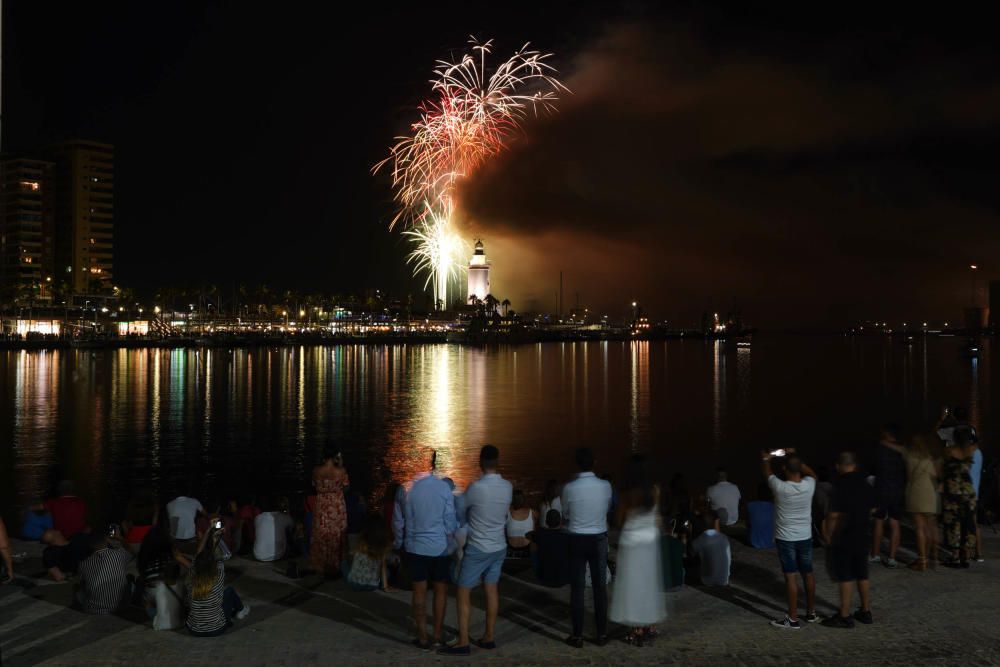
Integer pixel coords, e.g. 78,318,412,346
456,16,1000,327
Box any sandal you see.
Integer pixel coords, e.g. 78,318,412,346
412,639,432,651
908,558,927,572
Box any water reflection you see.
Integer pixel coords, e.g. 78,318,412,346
0,337,993,526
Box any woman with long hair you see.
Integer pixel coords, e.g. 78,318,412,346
506,489,537,550
345,516,395,592
610,455,666,646
311,449,350,577
186,524,250,636
889,434,941,571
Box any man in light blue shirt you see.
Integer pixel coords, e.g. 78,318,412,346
440,445,512,656
400,452,457,650
560,448,613,648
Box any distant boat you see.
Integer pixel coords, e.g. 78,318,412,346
964,339,980,358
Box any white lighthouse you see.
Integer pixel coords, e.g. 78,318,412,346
467,239,491,305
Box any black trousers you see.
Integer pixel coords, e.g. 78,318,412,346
569,532,608,637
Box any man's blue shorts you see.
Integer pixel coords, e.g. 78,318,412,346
456,546,506,588
775,538,813,574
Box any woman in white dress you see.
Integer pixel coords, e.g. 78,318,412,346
610,455,666,645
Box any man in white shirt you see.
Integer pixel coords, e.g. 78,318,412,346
440,445,512,656
692,509,731,586
166,494,205,542
706,468,741,526
560,448,612,649
762,448,818,630
253,501,294,562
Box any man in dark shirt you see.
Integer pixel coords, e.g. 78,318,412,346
528,510,570,587
871,423,905,567
822,452,876,629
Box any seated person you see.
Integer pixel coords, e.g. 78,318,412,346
691,509,732,586
123,493,157,550
22,499,55,541
77,526,134,614
42,529,93,581
746,481,775,549
527,509,570,587
138,507,186,629
46,481,88,538
344,517,394,591
238,495,262,555
706,468,741,526
253,498,294,562
196,498,238,554
166,491,205,544
506,489,537,553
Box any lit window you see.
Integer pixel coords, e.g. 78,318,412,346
19,181,40,191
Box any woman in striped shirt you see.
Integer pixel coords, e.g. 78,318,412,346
186,526,250,636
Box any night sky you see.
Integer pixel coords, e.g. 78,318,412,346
6,2,999,327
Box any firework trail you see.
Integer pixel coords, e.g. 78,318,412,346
375,37,566,308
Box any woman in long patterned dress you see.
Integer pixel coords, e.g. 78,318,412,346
942,433,977,567
311,451,349,576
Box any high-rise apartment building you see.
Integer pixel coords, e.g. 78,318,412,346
0,157,56,299
50,140,114,293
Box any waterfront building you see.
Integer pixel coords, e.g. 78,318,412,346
467,239,491,305
49,140,115,293
0,158,56,301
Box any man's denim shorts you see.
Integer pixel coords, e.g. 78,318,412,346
456,545,506,588
775,538,813,574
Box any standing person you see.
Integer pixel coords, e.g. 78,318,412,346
0,517,14,583
941,431,978,568
402,451,457,651
610,455,666,646
706,468,741,527
46,481,88,538
969,435,985,562
889,435,940,571
311,450,350,577
440,445,512,656
561,447,613,648
871,423,906,568
821,452,877,628
761,448,819,629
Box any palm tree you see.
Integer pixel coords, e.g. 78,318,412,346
501,298,511,318
483,294,500,318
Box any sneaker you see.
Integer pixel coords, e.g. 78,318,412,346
884,558,900,569
821,615,855,629
853,609,873,625
235,604,251,621
770,615,802,630
803,612,820,623
868,555,881,563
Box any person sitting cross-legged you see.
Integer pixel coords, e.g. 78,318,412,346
77,527,133,614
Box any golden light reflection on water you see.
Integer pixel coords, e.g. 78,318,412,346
1,338,993,524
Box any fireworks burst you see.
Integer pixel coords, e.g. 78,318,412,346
375,37,567,308
402,204,469,308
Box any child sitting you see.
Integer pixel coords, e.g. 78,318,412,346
343,517,394,592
